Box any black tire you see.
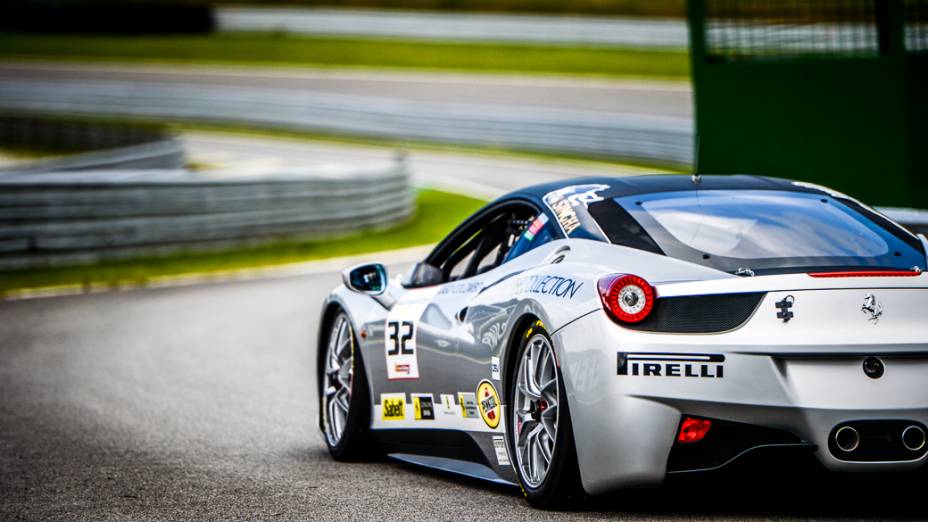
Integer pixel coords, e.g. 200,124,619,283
320,310,376,461
507,321,585,509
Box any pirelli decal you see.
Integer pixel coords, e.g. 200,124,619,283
617,352,725,378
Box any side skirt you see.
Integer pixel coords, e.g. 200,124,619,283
388,453,517,487
373,428,517,487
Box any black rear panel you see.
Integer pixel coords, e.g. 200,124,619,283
666,417,806,473
624,293,765,334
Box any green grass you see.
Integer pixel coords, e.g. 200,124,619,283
0,188,486,294
0,32,690,79
0,145,69,160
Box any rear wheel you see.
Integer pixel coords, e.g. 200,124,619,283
509,322,584,509
321,311,374,460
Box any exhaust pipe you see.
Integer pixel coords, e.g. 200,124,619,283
834,426,860,452
902,425,926,452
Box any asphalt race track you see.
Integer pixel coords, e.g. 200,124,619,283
0,68,925,520
0,62,693,120
2,253,926,520
183,131,652,199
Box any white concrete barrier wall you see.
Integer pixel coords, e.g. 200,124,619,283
0,80,695,167
0,161,414,270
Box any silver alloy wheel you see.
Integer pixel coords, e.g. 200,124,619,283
323,313,354,447
513,332,560,488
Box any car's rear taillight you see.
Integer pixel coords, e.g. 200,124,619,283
677,417,712,444
598,273,655,324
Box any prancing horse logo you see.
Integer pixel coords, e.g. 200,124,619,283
861,294,883,323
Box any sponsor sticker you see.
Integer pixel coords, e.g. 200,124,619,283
458,392,478,419
385,320,417,380
490,356,501,381
381,393,406,420
542,184,608,236
476,380,501,429
412,394,435,420
617,352,725,379
492,436,511,466
523,213,549,241
440,394,457,417
515,274,583,300
384,288,439,380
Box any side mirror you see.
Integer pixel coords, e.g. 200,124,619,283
343,263,387,295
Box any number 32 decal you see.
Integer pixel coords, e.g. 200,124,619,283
387,321,414,355
384,287,438,381
385,319,419,380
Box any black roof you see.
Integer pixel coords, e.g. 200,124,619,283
493,174,837,243
424,174,923,275
502,174,820,204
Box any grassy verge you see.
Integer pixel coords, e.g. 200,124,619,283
0,32,690,79
0,145,70,160
0,188,485,294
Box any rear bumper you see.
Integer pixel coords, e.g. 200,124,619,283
553,311,928,495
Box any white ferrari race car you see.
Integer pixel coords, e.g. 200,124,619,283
317,175,928,508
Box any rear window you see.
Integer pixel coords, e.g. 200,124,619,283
592,190,925,274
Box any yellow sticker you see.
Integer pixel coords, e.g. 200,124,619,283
458,392,478,418
381,395,405,420
476,380,501,429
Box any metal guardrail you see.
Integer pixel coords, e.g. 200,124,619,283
0,161,413,270
216,7,690,48
0,80,694,167
5,138,186,172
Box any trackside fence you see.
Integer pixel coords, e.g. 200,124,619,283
0,161,413,270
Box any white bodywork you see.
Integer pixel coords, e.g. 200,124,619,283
321,201,928,494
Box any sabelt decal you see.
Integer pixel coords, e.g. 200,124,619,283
412,394,435,421
490,356,501,381
458,392,478,419
492,436,511,466
381,393,406,420
440,394,457,417
617,352,725,378
476,380,501,429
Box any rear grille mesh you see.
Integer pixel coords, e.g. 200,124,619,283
624,292,766,333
